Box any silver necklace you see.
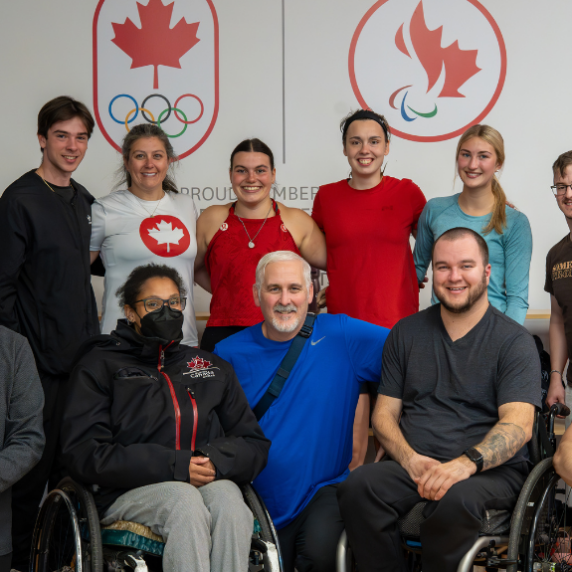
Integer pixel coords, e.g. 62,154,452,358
235,202,273,248
135,191,165,218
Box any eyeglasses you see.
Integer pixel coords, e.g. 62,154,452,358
551,184,572,196
134,296,186,312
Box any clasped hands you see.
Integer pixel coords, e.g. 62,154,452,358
404,452,477,501
189,456,216,487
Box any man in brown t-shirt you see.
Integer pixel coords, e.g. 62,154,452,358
545,151,572,407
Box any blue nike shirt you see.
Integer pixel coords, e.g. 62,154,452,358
214,313,389,529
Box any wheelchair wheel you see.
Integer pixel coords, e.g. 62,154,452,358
31,477,103,572
242,484,283,571
506,457,571,572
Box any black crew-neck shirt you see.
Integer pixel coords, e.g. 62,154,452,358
379,304,541,465
47,181,75,204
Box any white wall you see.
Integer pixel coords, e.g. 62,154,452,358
1,0,569,328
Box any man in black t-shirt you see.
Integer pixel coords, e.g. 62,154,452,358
545,151,572,409
338,227,540,572
0,96,99,571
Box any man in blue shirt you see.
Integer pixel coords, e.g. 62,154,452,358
214,250,389,572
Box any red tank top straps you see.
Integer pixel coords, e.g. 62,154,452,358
205,200,300,327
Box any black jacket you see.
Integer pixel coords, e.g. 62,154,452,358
60,321,270,512
0,170,99,378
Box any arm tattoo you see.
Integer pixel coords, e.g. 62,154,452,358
476,422,527,471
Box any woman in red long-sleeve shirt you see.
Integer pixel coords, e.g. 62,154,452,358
312,109,426,467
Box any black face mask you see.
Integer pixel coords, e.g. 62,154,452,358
139,305,184,343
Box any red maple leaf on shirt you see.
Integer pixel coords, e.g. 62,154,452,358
112,0,200,89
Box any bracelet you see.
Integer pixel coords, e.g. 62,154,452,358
550,370,563,377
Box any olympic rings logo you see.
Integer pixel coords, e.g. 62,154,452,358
108,93,204,138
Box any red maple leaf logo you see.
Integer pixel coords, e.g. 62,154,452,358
188,357,212,370
112,0,200,89
395,2,481,98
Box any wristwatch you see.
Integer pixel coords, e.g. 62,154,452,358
463,447,484,473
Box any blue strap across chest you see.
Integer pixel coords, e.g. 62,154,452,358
252,313,316,421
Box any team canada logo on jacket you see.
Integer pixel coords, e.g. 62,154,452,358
184,356,219,378
93,0,219,158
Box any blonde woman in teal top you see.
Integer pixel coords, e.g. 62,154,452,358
414,125,532,325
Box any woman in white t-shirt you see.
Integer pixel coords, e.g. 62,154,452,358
90,124,199,345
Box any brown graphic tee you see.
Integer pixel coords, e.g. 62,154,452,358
545,233,572,383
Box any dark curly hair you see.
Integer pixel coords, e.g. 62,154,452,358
116,264,187,309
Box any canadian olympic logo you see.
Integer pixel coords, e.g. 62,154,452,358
94,0,219,157
108,93,204,138
349,0,507,142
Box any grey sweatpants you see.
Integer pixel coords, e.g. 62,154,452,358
101,480,253,572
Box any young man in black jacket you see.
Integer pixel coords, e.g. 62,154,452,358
61,264,270,572
0,96,100,570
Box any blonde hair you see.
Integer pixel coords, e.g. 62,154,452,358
456,124,506,235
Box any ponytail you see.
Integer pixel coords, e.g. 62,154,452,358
483,176,507,235
456,124,507,235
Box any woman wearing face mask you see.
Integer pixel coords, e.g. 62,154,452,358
414,124,532,324
312,109,426,469
90,123,199,346
195,138,326,352
60,263,270,572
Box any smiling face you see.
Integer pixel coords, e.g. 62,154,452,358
554,164,572,221
433,235,491,314
38,117,89,178
230,151,276,207
124,137,169,196
457,137,501,193
343,119,389,187
253,260,313,340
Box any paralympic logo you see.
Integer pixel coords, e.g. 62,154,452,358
349,0,506,142
93,0,219,158
108,93,204,138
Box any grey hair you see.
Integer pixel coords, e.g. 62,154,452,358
255,251,312,294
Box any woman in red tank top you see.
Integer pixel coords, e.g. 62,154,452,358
195,139,326,351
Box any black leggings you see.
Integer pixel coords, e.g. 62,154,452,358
277,484,344,572
200,326,247,352
0,553,11,572
12,374,67,571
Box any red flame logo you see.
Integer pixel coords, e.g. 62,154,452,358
390,2,481,120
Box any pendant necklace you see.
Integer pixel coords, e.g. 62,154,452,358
136,191,165,218
235,202,273,249
37,169,74,193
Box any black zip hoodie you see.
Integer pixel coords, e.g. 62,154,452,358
60,320,270,513
0,170,99,378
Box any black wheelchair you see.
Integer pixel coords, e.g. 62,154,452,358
337,404,572,572
30,479,282,572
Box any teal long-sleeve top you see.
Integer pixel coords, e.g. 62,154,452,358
413,194,533,325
